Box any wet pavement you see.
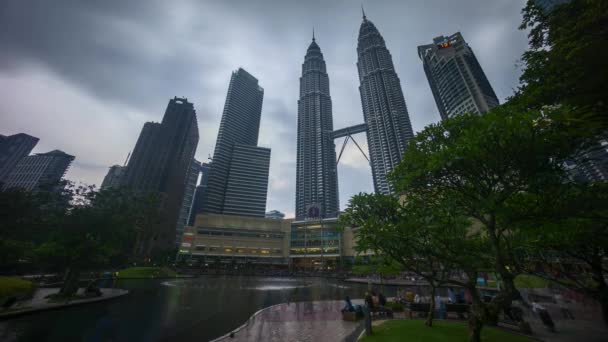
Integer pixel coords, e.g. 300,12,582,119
213,300,364,342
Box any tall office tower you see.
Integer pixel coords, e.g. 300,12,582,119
295,34,340,220
3,150,74,191
357,12,414,195
0,133,39,184
100,165,125,190
188,162,210,226
201,68,270,217
418,32,499,121
175,158,201,244
122,97,199,252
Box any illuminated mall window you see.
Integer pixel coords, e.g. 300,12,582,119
260,249,270,254
237,249,246,253
224,248,233,253
250,249,258,254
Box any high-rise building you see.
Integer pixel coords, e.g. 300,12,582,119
0,133,39,184
295,34,340,220
175,159,201,244
3,150,74,191
188,162,210,226
418,32,499,121
201,68,270,218
122,97,199,253
100,165,125,190
222,144,270,217
357,12,414,195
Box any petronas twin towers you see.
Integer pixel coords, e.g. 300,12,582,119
295,11,414,220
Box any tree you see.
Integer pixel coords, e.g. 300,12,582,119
517,0,608,125
341,191,496,340
35,185,159,297
513,182,608,324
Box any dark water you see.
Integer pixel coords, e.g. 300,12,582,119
0,276,399,342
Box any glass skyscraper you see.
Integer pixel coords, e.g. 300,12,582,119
418,32,499,121
295,34,339,220
201,68,271,218
122,97,199,253
357,13,414,195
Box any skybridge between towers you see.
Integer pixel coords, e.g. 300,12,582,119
332,123,369,165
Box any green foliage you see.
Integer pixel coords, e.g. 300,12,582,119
384,301,404,312
0,276,35,300
359,320,533,342
514,275,549,289
115,267,177,279
517,0,608,125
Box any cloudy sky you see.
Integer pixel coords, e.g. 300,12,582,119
0,0,529,218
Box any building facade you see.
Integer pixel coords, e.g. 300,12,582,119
357,13,414,195
178,213,292,268
100,165,125,190
295,34,340,220
0,133,39,184
222,144,270,217
418,32,499,121
122,97,199,253
175,158,201,245
3,150,74,191
201,68,270,218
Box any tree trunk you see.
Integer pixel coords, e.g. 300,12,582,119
468,313,483,342
59,267,80,298
467,282,485,342
427,285,436,327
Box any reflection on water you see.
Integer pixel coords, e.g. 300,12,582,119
0,276,398,342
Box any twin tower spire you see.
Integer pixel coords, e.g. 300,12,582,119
295,10,414,220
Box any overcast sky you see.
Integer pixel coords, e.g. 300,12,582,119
0,0,529,218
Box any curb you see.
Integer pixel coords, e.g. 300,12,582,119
0,289,129,320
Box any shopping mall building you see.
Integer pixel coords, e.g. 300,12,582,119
177,214,357,271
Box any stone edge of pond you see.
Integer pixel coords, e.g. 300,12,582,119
0,288,129,320
114,275,195,280
209,302,285,342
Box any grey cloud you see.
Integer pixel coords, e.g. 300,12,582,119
0,0,529,217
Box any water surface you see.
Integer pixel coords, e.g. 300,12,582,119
0,276,398,342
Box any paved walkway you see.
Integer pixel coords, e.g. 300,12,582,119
0,288,128,319
213,300,363,342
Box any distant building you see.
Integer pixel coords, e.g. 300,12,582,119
290,217,356,271
0,133,39,184
265,210,285,220
418,32,499,121
177,213,292,268
295,33,340,220
188,162,210,226
357,12,414,195
175,159,201,245
122,97,199,254
201,68,270,218
100,165,125,190
222,144,270,217
3,150,74,191
575,138,608,182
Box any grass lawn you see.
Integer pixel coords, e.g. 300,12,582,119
0,276,35,300
360,320,533,342
514,275,549,289
115,267,177,279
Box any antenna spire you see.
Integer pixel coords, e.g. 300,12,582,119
362,5,366,20
312,27,315,42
